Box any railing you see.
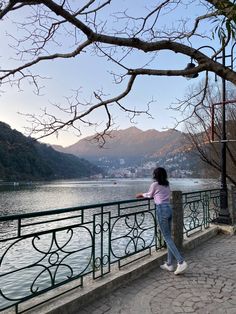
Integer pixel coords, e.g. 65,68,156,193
0,189,221,313
182,189,221,237
0,198,162,313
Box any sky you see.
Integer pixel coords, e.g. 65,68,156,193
0,1,219,147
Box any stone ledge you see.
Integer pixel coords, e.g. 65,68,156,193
217,224,236,235
21,225,226,314
183,225,219,251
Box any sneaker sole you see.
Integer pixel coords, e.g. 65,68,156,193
160,265,174,272
174,266,188,275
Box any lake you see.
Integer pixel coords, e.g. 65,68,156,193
0,178,219,215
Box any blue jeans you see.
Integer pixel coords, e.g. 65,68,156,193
156,203,184,265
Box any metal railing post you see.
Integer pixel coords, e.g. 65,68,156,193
230,186,236,225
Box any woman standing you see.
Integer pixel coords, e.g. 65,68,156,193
136,167,187,275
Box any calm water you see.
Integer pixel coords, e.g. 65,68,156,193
0,178,219,215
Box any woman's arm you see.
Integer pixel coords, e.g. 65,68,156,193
136,182,157,199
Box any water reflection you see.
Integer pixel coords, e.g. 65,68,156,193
0,178,219,215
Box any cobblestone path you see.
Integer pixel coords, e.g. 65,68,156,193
79,234,236,314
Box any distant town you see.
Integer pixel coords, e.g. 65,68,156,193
91,150,199,179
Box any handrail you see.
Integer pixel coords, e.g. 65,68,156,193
0,197,151,221
0,188,221,221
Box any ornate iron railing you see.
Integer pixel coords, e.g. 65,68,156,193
182,189,221,237
0,189,221,313
0,198,162,313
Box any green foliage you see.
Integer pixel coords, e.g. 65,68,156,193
212,18,236,42
0,122,102,181
212,1,236,42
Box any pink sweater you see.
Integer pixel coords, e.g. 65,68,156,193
142,182,170,205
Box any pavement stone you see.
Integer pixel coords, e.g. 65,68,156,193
78,234,236,314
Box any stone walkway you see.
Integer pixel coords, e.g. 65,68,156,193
78,234,236,314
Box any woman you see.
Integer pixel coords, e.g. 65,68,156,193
136,167,187,275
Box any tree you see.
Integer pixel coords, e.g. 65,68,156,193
183,82,236,185
207,0,236,40
0,0,236,144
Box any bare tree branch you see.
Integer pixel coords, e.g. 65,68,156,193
22,73,153,145
182,83,236,185
1,0,236,143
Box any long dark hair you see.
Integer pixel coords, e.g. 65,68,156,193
153,167,169,186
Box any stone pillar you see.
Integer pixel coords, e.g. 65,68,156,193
230,186,236,225
171,190,183,249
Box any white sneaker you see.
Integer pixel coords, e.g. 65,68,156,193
160,262,174,272
174,261,188,275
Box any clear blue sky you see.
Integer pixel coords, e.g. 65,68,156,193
0,1,217,147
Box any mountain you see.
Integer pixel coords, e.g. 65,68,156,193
55,127,185,161
0,122,102,181
52,126,202,177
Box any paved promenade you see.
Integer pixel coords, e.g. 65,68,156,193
78,234,236,314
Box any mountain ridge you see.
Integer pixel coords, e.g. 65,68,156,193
53,126,188,162
52,126,202,177
0,122,101,181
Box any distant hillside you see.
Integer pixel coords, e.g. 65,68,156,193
53,127,218,178
0,122,101,181
55,127,186,162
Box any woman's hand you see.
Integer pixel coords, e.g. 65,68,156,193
136,193,144,198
